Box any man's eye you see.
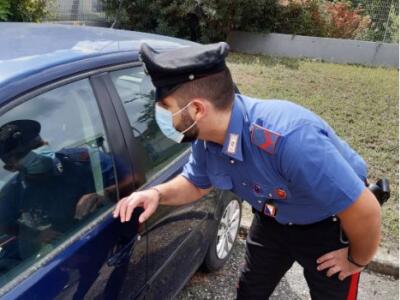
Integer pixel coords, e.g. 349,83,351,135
158,103,168,109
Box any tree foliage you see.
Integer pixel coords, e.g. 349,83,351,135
102,0,281,42
0,0,49,22
101,0,397,42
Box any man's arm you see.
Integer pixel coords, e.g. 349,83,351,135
317,187,381,280
113,175,211,223
157,175,212,206
337,187,381,265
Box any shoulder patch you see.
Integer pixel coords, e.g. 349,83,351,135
250,123,281,154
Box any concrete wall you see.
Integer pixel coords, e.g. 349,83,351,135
227,31,399,68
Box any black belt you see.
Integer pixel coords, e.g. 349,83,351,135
253,207,339,229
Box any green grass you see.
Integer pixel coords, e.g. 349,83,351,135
227,53,399,251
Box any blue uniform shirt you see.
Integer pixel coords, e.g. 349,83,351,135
182,94,368,225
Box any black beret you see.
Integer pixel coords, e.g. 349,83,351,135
0,120,41,159
139,42,230,101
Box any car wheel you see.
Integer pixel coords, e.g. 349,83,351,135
202,197,241,272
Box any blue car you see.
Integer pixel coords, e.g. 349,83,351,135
0,23,242,300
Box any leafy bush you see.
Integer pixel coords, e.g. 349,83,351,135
102,0,384,42
0,0,49,22
102,0,281,42
323,1,371,39
272,0,328,37
0,0,11,21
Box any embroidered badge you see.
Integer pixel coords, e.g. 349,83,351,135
227,133,239,154
251,123,281,154
253,183,262,194
264,202,277,217
275,188,287,200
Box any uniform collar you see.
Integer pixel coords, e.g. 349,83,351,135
221,95,244,161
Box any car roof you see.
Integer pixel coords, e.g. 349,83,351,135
0,22,196,105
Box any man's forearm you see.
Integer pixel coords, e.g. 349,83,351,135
338,188,381,265
154,175,211,206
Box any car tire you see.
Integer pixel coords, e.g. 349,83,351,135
202,197,242,272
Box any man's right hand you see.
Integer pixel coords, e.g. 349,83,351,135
112,189,160,223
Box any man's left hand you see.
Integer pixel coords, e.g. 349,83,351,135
75,193,105,220
316,247,364,280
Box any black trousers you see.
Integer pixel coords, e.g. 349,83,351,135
237,211,361,300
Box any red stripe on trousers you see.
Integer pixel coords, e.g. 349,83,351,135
347,272,360,300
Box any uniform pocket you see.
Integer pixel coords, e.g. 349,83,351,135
209,174,233,190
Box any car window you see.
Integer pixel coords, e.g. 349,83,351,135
109,66,188,178
0,78,124,287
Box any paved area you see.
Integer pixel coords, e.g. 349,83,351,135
178,238,399,300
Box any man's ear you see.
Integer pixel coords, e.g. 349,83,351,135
191,98,208,121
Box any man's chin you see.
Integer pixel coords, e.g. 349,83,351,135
181,129,199,143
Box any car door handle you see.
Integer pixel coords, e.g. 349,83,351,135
107,234,139,267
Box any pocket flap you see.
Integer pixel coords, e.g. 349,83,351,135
209,175,233,190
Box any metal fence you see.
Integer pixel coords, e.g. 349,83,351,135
359,0,399,42
45,0,109,25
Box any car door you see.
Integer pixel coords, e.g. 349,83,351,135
106,64,219,299
0,74,147,299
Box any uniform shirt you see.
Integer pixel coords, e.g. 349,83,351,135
0,147,126,259
182,94,368,225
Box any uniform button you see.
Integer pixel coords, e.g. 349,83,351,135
229,159,235,164
268,193,273,198
254,184,261,194
332,217,338,222
288,222,293,226
242,182,247,186
257,200,262,204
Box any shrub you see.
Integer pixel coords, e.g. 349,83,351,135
323,1,371,39
273,0,328,37
102,0,281,42
0,0,11,21
102,0,375,41
0,0,49,22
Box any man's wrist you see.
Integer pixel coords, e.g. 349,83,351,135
149,187,163,204
347,252,368,268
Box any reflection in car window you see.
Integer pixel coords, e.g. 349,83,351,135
110,67,188,178
0,79,124,287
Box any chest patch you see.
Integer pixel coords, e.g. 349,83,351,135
250,123,281,154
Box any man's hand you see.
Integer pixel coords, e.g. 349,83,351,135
317,247,364,280
75,193,105,220
38,228,61,244
113,189,160,223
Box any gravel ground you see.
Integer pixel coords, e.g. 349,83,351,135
177,238,399,300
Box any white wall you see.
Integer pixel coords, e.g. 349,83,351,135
227,31,399,68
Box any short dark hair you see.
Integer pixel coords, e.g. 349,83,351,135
171,67,235,110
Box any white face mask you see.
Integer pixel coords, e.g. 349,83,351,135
155,102,198,143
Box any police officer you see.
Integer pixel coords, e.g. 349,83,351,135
0,120,116,262
113,42,381,299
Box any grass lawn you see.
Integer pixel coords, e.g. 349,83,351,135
227,53,399,252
